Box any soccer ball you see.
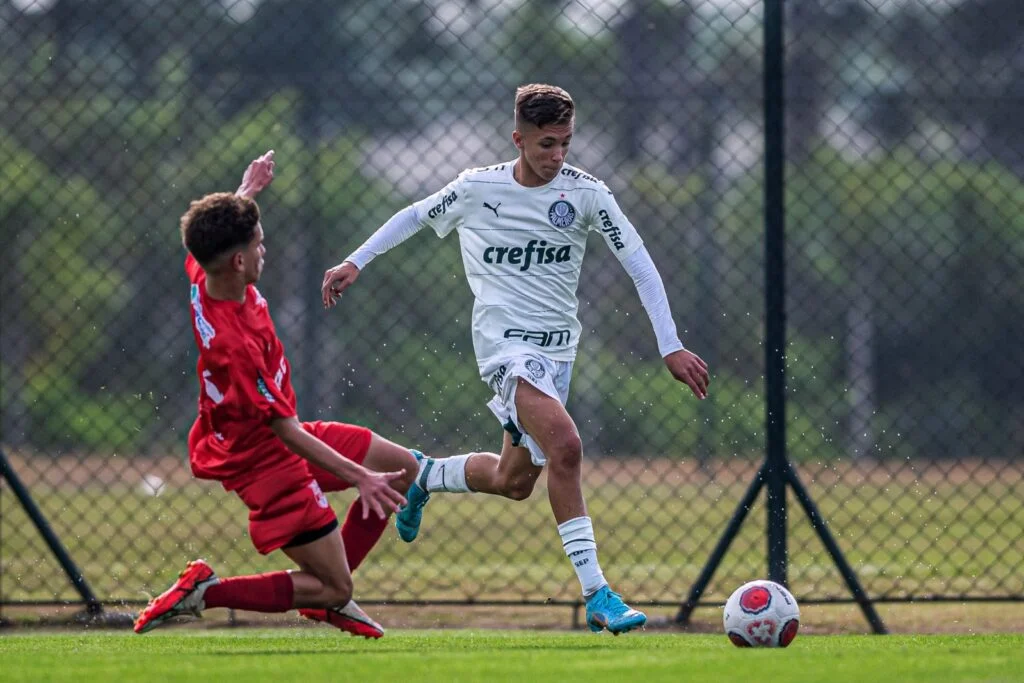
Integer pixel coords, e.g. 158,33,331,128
723,580,800,647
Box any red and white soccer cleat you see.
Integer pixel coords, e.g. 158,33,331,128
299,600,384,639
134,559,219,634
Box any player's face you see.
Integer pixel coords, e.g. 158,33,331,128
513,120,573,186
242,222,265,284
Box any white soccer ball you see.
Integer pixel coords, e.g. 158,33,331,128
723,580,800,647
139,474,166,497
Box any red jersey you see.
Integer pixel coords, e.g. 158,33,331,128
185,254,302,490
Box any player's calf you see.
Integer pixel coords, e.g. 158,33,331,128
497,473,537,500
310,582,353,609
361,435,420,494
288,570,353,610
469,450,542,500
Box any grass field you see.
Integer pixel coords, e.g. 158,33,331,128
1,630,1021,682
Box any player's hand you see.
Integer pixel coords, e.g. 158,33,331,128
321,261,360,309
355,470,408,520
665,349,710,400
236,150,275,198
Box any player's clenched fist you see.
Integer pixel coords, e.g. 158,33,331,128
321,261,360,309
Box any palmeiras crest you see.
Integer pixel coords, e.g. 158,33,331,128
548,200,577,228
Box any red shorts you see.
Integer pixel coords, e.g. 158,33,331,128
233,421,373,555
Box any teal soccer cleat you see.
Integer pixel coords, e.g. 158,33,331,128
395,450,432,542
585,585,647,635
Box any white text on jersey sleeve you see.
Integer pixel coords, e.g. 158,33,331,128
588,185,644,260
412,173,468,238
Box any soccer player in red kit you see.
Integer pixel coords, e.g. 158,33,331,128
134,151,419,638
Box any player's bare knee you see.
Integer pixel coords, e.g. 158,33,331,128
545,434,583,475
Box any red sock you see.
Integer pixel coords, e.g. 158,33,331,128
341,498,389,572
203,571,294,612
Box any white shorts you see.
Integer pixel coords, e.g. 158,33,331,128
482,354,574,466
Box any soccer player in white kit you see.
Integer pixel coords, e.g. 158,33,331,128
321,84,710,634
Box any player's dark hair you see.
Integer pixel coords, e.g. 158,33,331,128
515,84,574,129
179,192,260,267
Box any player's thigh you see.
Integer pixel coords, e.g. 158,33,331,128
497,430,543,482
235,462,338,556
282,526,352,597
361,433,419,482
303,421,372,492
514,378,581,456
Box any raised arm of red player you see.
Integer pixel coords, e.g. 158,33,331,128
236,150,276,199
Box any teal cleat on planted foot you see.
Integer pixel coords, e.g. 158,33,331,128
395,450,432,543
585,585,647,635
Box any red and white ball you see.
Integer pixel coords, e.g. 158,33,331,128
723,580,800,647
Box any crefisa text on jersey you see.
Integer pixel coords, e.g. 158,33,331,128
597,210,625,250
427,191,458,218
559,167,600,184
482,240,572,271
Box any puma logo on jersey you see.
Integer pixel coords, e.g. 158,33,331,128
482,240,571,271
483,201,501,217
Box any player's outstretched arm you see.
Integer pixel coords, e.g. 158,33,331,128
320,204,427,310
270,416,407,519
617,245,710,399
236,150,275,198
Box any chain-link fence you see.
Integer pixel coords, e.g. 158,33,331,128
2,0,1022,621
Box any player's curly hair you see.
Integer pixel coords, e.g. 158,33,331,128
514,84,574,129
180,192,260,267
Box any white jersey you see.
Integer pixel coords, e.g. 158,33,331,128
412,161,644,370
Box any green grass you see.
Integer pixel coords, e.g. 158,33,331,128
0,631,1021,682
3,468,1022,605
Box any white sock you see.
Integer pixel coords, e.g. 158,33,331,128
558,516,607,598
422,453,474,493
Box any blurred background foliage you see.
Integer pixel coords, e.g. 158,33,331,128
1,0,1022,462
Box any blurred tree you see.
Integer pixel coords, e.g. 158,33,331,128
784,149,1024,458
49,0,212,96
785,0,872,162
615,0,696,171
0,135,144,449
191,0,454,134
879,0,1024,175
498,0,618,105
